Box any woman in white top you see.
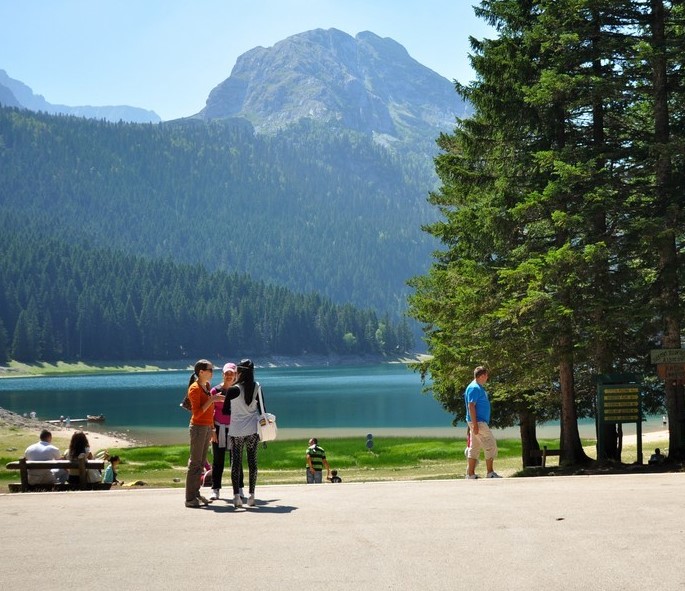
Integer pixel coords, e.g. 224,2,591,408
222,359,265,507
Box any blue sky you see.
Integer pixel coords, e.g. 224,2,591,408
0,1,493,121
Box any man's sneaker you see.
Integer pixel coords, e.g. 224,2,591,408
185,499,201,508
486,471,502,479
233,494,243,508
246,494,256,507
209,489,220,501
197,494,211,505
465,474,479,480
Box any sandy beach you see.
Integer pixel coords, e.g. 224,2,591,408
0,406,138,453
52,426,138,451
621,428,669,446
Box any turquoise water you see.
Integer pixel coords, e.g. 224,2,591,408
0,364,666,444
0,364,453,433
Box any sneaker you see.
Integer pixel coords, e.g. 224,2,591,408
197,494,211,505
246,494,255,507
209,489,220,501
486,471,502,479
233,494,243,508
465,474,479,480
185,499,201,508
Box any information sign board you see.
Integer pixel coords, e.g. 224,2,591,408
650,349,685,364
597,384,641,423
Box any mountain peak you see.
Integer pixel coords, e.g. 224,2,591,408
195,29,465,147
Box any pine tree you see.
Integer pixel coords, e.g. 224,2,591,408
410,0,684,465
0,317,9,364
12,310,36,362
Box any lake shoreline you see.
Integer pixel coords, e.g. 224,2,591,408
0,353,429,379
3,406,670,451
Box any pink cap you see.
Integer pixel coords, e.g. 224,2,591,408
222,362,237,374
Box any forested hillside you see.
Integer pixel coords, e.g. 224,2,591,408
0,222,413,363
0,107,436,316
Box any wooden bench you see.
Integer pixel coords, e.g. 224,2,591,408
527,446,561,468
5,457,110,493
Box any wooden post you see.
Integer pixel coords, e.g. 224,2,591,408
19,457,29,493
78,455,87,489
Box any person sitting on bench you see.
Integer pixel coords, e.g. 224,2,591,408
24,429,66,485
65,431,101,484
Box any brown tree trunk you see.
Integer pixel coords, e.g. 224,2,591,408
600,423,620,461
651,0,684,459
591,22,620,462
519,410,540,467
559,334,591,465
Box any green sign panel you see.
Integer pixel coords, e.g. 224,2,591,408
596,375,643,463
598,385,641,423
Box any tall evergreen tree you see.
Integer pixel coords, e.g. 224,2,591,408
0,317,9,364
12,310,36,362
410,0,683,465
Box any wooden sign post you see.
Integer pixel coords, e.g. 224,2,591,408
651,349,685,450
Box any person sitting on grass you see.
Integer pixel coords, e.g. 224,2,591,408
327,469,342,483
648,448,666,466
102,454,123,485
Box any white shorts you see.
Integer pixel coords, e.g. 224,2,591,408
467,422,498,460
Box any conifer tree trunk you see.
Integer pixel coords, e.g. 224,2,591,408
650,0,684,459
519,409,541,467
559,333,590,465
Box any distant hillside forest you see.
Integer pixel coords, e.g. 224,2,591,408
0,226,414,363
0,107,437,316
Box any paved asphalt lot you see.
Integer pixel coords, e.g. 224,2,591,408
1,474,683,590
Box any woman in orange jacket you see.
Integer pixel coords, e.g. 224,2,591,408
185,359,225,508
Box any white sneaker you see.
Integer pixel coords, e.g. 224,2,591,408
247,494,255,507
209,489,220,501
233,494,243,507
486,471,502,479
465,474,479,480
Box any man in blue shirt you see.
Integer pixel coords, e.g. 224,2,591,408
464,366,500,479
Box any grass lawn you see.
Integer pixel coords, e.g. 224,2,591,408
2,426,632,492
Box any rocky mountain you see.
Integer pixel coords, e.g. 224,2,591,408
0,29,461,322
194,29,466,153
0,69,161,123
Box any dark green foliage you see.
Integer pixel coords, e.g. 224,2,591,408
0,109,436,316
409,0,684,464
0,317,9,364
0,225,411,362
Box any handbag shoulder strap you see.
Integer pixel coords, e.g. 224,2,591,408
256,382,266,416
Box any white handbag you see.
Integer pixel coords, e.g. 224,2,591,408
256,384,277,442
